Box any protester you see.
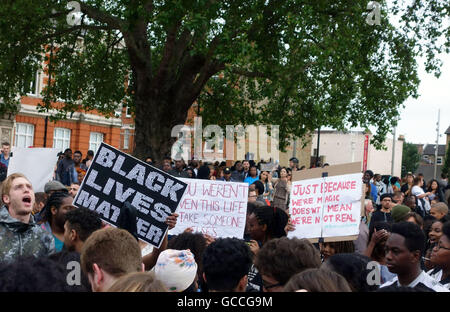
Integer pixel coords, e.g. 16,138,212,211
242,160,250,180
365,221,396,283
63,207,102,253
169,159,189,178
32,192,46,216
73,150,87,181
428,221,450,289
289,157,299,171
154,249,198,292
403,212,424,229
259,171,274,202
248,189,258,204
429,202,449,220
167,232,208,292
391,205,411,223
81,227,144,292
218,167,234,182
254,237,321,292
82,150,95,168
231,161,244,182
428,179,445,203
321,253,379,291
380,222,449,291
196,164,211,180
69,182,80,198
108,271,167,292
370,193,394,225
411,176,432,215
363,170,378,203
404,195,418,212
40,191,76,252
251,180,267,205
44,180,68,197
272,167,289,211
202,238,253,292
401,173,415,196
185,167,196,179
284,268,352,292
392,191,405,207
247,205,288,253
0,142,10,169
319,241,355,262
244,166,259,185
56,148,77,186
0,173,55,262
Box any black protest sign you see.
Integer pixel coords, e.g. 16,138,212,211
73,143,188,248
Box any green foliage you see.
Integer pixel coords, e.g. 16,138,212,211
0,0,448,152
401,142,420,177
442,143,450,176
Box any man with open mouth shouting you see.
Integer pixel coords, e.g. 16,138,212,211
0,173,55,262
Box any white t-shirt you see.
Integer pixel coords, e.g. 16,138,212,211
380,270,449,292
411,186,431,212
427,268,450,290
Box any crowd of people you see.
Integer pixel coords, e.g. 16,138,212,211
0,141,449,293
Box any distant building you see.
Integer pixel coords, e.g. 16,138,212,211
311,130,404,176
421,144,446,166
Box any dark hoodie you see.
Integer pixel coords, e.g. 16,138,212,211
0,205,55,262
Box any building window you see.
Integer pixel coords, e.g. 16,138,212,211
437,157,443,165
23,70,40,96
53,128,71,151
15,123,34,148
90,132,103,153
423,155,429,160
125,106,132,118
123,129,129,149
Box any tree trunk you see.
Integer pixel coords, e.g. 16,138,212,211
133,88,190,167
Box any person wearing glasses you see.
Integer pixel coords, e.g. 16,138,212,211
428,221,450,289
369,193,394,227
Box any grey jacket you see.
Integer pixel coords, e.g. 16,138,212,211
0,205,55,262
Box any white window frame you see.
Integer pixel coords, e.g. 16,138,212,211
15,123,35,148
89,132,104,153
123,129,129,149
423,155,429,160
125,106,132,118
437,156,443,165
25,71,41,97
53,128,71,152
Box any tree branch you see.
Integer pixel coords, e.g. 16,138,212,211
78,2,123,30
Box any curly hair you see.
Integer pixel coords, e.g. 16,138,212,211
65,207,102,242
42,191,73,224
168,232,207,276
202,238,253,291
254,237,321,286
252,205,289,240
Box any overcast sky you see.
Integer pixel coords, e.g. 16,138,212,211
396,53,450,146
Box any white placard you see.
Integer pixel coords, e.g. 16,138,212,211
8,147,60,192
288,173,363,239
169,178,249,239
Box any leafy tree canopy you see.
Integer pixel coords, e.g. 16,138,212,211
0,0,448,158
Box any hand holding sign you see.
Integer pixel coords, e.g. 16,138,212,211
73,143,187,248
